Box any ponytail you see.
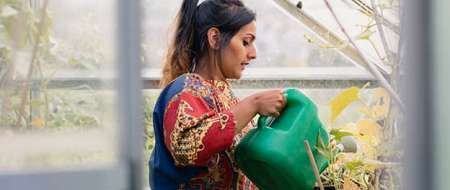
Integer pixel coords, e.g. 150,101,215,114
160,0,199,87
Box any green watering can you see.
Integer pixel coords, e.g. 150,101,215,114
235,88,330,190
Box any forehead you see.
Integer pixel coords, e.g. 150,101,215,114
236,21,256,36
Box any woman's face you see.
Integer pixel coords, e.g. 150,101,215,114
220,21,257,79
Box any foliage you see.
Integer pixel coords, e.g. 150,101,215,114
0,0,105,131
298,0,402,189
316,85,401,190
144,94,155,154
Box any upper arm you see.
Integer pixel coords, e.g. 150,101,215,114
163,91,236,166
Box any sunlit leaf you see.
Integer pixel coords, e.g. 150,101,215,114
358,29,375,40
371,88,391,120
330,87,360,122
330,128,354,142
316,132,332,161
356,119,381,144
31,117,44,128
344,159,364,171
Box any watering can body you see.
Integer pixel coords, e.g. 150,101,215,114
235,88,329,190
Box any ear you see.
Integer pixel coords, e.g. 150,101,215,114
207,27,221,50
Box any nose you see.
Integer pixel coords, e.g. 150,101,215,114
247,44,257,60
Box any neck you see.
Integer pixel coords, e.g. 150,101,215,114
194,54,225,81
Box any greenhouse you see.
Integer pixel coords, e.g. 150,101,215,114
0,0,448,190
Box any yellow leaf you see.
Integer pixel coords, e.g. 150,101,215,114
330,87,360,122
356,119,381,145
343,177,360,190
31,118,44,128
371,88,391,120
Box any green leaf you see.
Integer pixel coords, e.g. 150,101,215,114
344,159,364,171
315,132,332,161
330,128,354,142
358,29,374,40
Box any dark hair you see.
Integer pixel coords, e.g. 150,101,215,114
160,0,256,87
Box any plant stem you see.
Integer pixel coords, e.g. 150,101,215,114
14,0,49,128
368,38,386,64
370,0,395,66
322,0,404,111
350,0,400,35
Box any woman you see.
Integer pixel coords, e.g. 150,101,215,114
149,0,286,189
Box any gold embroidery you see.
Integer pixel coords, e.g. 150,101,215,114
171,100,226,166
218,113,230,130
170,74,256,188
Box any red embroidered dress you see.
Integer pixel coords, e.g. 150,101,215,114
163,73,258,190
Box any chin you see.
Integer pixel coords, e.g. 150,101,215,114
234,72,243,79
225,71,243,80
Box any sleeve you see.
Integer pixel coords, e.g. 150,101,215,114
163,90,236,167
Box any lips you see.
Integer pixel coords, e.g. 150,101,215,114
241,62,249,70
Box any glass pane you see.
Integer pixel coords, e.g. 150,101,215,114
142,0,358,70
432,0,450,188
142,0,401,189
0,0,118,171
293,0,399,70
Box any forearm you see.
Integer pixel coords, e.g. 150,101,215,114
230,95,258,134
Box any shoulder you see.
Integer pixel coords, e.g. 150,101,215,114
182,73,213,98
163,73,215,110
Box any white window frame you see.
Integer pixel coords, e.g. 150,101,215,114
0,0,144,190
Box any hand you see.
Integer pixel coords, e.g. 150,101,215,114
252,89,286,117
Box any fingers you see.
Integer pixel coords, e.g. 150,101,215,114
271,89,286,115
278,89,286,106
255,89,287,117
281,92,287,107
278,90,286,110
275,101,283,112
271,111,280,117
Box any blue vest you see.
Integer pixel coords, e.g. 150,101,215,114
148,75,207,189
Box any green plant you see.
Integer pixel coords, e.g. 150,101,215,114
316,85,401,190
1,0,108,131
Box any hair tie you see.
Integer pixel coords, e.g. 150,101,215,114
197,0,206,6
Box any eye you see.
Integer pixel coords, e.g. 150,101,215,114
243,40,250,46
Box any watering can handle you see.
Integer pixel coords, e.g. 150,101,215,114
258,89,288,128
